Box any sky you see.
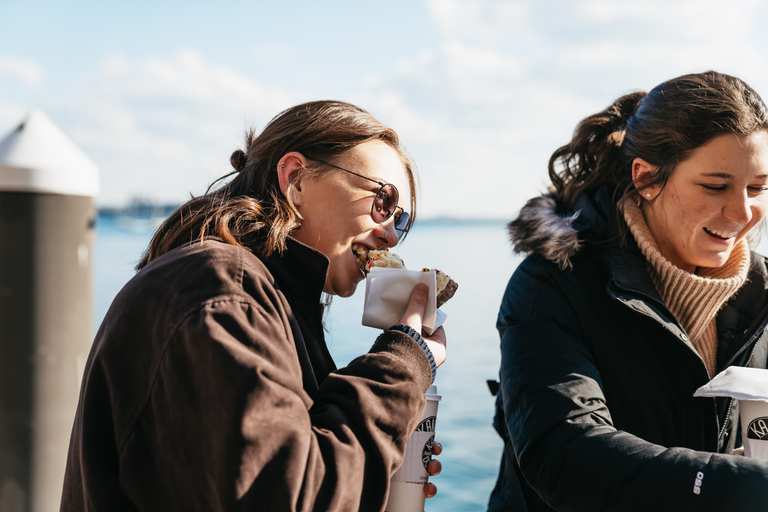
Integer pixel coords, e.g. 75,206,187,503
2,0,768,219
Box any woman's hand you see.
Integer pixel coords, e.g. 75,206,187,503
400,284,447,367
400,285,446,498
422,327,446,368
423,440,443,498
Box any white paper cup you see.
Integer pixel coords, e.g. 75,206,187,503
740,399,768,460
385,386,441,512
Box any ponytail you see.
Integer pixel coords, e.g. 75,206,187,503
548,92,646,208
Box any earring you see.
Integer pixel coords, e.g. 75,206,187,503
645,192,652,198
278,163,285,169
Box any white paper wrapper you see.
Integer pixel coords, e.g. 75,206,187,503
361,267,447,334
693,367,768,402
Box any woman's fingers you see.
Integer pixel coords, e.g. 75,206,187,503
431,441,443,456
398,284,429,332
423,482,437,498
427,459,442,476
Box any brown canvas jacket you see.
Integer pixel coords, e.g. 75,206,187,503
60,237,433,511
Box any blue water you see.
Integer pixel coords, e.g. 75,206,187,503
94,214,523,511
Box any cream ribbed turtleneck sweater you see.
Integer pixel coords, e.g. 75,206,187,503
622,200,751,378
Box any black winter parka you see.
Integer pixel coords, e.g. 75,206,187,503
489,186,768,512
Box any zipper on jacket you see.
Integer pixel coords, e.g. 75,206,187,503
717,331,765,444
614,281,752,452
609,281,716,395
717,398,734,446
612,268,768,451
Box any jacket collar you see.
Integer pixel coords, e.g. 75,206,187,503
262,237,329,306
508,185,688,314
258,237,336,395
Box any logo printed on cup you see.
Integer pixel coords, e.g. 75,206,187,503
416,415,436,433
414,415,437,470
421,434,435,470
747,417,768,439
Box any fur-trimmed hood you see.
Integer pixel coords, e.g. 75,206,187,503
508,186,616,269
507,195,581,269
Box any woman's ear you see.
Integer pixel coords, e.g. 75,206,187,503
277,152,308,203
632,157,659,199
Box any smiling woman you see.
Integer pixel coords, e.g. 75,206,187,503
490,71,768,512
634,132,768,273
286,140,412,297
60,100,448,510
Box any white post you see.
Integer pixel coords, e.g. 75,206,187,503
0,110,98,512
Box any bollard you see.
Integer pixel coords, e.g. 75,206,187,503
0,110,98,512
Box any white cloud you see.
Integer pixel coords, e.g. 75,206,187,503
6,0,768,220
359,0,768,218
53,50,298,206
425,0,535,44
0,54,45,88
97,50,291,111
575,0,762,30
391,41,525,111
426,0,767,44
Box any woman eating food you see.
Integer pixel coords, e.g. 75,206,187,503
61,100,446,510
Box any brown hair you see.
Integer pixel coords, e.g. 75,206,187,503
138,100,418,269
549,71,768,212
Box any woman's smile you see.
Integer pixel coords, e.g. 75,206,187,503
703,227,740,240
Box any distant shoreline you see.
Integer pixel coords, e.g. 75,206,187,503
97,204,507,226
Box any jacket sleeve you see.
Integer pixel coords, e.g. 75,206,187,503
116,286,433,511
498,258,768,512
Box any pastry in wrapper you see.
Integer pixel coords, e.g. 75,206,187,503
352,245,458,307
355,247,406,272
422,268,459,308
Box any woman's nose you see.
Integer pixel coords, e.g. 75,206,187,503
723,190,752,224
374,218,399,248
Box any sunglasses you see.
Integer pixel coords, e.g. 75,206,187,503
314,160,410,234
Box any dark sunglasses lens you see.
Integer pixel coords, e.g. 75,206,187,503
372,184,399,223
394,210,409,233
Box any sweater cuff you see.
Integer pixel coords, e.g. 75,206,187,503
388,324,436,383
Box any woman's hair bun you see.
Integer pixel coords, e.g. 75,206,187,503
608,92,645,126
230,149,248,172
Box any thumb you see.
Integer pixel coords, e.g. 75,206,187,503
399,283,429,333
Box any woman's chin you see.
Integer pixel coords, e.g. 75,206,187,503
325,276,361,298
335,283,358,298
690,253,730,272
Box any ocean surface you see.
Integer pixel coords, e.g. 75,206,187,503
94,214,524,511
